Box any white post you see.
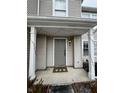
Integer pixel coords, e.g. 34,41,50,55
29,26,37,80
88,29,95,80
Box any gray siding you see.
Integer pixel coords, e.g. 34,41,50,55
27,0,38,16
27,0,81,17
47,37,54,67
68,0,81,17
67,37,73,66
36,35,47,70
39,0,52,16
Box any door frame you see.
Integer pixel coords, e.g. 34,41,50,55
53,37,67,66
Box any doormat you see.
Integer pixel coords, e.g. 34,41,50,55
53,67,68,73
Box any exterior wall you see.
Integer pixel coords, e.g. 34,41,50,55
47,37,54,67
68,0,81,17
36,35,47,70
94,31,97,40
27,0,38,16
74,35,82,68
27,0,81,17
67,37,74,66
39,0,52,16
36,34,96,69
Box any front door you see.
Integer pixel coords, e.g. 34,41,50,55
55,39,66,67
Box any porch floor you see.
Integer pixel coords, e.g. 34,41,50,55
34,67,90,85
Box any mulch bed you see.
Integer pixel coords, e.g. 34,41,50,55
72,80,97,93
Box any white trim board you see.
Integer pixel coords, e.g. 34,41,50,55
53,37,67,66
37,0,40,16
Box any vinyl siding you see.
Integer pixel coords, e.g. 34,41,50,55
36,35,47,70
27,0,81,17
67,37,73,66
68,0,81,17
27,0,38,16
39,0,52,16
46,37,54,67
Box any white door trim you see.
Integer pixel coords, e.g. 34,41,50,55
53,37,67,66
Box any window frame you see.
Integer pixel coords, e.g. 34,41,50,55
53,0,68,17
83,41,89,56
94,40,97,56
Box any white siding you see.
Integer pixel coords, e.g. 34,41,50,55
47,37,54,67
66,37,73,66
74,35,82,68
36,35,47,70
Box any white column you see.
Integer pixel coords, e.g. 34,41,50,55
29,26,37,80
88,29,95,80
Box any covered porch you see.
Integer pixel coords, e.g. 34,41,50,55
34,67,89,85
27,16,97,83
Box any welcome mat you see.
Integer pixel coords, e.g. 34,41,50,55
53,67,68,73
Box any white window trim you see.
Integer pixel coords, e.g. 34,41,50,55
83,41,88,56
37,0,40,16
53,0,68,17
53,38,67,66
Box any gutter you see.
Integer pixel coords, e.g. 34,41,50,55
27,16,97,23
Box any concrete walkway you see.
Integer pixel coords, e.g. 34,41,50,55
35,67,90,85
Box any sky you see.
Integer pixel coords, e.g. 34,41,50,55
81,0,97,8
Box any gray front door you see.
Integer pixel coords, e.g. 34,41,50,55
55,39,66,67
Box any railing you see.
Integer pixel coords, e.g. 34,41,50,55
81,12,97,19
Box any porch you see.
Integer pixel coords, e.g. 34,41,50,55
27,16,97,81
34,67,89,85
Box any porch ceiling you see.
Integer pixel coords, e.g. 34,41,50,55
27,16,97,36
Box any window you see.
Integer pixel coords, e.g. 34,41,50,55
94,41,97,56
81,12,97,19
95,62,97,76
83,41,88,56
92,13,97,19
81,13,91,18
53,0,67,16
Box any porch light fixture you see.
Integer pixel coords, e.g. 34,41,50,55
68,37,73,46
68,40,71,46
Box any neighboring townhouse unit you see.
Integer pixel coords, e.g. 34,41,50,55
81,5,97,78
27,0,97,85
